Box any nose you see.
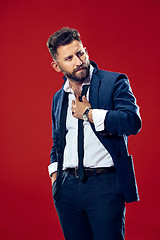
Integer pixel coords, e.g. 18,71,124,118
74,55,82,66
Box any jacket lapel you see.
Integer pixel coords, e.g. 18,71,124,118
55,88,66,129
89,63,101,109
57,90,68,152
53,89,68,201
88,64,101,134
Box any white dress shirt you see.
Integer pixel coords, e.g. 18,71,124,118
48,65,114,176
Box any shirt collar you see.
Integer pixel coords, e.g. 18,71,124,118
64,64,94,93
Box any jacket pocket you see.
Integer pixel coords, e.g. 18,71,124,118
114,155,139,203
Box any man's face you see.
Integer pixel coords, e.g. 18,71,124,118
54,40,90,82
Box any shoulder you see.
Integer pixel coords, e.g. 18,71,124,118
52,85,64,102
94,69,129,92
98,69,128,82
91,61,128,83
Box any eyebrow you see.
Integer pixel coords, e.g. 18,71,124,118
63,48,84,61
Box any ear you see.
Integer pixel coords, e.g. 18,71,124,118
51,61,61,72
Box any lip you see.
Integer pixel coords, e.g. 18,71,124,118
76,68,85,72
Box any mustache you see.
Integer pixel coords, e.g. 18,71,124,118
74,64,88,73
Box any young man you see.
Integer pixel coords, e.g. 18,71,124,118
47,27,141,240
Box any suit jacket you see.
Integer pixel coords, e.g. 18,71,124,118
50,61,142,203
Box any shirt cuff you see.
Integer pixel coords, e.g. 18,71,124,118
92,109,108,131
48,162,58,177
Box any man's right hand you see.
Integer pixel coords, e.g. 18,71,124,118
51,172,57,185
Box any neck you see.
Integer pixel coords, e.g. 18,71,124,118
69,80,82,96
69,79,83,87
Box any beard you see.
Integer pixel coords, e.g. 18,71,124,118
59,60,90,82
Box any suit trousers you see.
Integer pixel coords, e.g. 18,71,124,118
53,170,126,240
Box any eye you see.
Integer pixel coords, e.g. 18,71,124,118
65,56,73,61
77,51,84,57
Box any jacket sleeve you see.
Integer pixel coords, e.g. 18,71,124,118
50,95,58,164
104,74,142,136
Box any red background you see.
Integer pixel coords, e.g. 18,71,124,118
1,0,160,239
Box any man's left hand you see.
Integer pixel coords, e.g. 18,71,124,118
72,95,91,120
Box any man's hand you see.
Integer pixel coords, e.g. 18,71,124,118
72,95,91,120
51,172,57,185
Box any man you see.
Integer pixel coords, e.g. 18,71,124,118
47,27,141,240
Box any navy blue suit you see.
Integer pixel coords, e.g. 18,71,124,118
50,61,141,239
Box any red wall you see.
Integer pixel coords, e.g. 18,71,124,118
1,0,159,239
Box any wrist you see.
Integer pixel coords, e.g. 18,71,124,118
51,171,57,183
82,107,93,123
88,109,93,123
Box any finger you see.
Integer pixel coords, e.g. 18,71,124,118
82,95,88,102
72,100,75,106
71,106,75,112
75,95,80,102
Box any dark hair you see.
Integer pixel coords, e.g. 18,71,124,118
46,27,81,61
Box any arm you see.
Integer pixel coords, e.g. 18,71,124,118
48,95,58,178
104,75,142,136
72,75,141,136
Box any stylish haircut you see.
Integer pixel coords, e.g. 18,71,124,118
46,27,81,61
